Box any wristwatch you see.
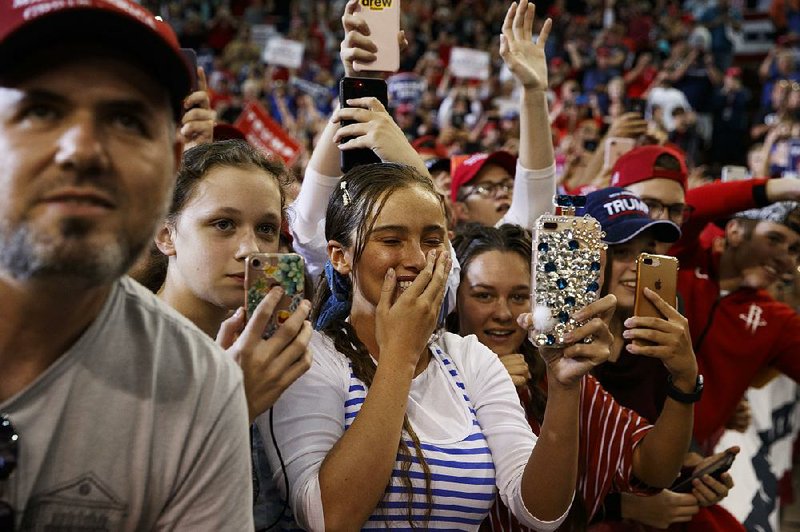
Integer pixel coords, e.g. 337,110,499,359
667,374,704,404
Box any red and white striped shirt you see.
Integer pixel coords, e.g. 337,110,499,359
486,375,653,531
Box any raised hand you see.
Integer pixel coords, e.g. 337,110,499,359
216,287,313,423
685,447,739,507
340,0,407,78
623,287,699,389
331,97,428,176
181,67,216,151
539,294,617,388
499,353,532,387
499,0,552,91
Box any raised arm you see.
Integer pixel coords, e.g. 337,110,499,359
290,0,411,277
622,288,697,486
498,0,557,227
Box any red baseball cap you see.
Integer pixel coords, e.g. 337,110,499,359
450,151,516,202
412,135,448,158
0,0,192,119
726,66,742,78
610,145,688,190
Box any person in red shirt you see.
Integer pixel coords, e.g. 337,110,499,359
603,145,800,530
677,202,800,449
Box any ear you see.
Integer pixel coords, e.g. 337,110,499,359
155,223,177,257
452,201,470,223
327,240,352,276
725,219,746,248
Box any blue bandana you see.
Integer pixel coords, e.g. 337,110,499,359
315,260,352,330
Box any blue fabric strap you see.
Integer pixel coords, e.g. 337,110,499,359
315,260,352,330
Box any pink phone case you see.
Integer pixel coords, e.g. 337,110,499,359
353,0,400,73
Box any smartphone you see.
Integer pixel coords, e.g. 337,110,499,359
721,165,749,182
339,77,389,173
531,214,604,348
245,253,306,338
671,449,737,493
634,253,678,319
352,0,401,73
627,97,646,115
179,48,199,91
604,137,636,169
583,139,599,152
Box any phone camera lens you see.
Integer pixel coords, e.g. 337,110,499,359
643,258,653,265
252,258,261,268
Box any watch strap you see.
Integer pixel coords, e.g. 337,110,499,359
667,374,704,404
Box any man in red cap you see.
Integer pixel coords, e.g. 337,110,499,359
450,151,518,226
602,144,800,529
0,1,252,529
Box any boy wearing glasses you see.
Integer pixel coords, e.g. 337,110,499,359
450,151,556,228
611,146,800,451
0,1,252,529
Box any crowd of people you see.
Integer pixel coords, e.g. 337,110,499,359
2,0,800,531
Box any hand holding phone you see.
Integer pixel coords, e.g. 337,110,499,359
671,448,738,494
604,137,636,170
350,0,401,73
338,77,389,172
531,213,605,348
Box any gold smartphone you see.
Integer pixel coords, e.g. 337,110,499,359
633,253,678,318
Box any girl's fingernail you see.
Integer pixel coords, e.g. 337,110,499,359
624,318,634,327
386,267,395,278
622,330,633,339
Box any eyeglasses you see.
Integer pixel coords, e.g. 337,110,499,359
461,180,514,200
1,414,19,531
640,197,694,224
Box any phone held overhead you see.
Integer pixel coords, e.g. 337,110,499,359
352,0,400,73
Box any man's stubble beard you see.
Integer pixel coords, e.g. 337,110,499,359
0,215,151,286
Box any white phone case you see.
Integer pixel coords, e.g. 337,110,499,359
353,0,400,73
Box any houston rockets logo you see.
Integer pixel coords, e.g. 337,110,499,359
739,304,767,334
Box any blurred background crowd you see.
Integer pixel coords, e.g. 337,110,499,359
141,0,800,192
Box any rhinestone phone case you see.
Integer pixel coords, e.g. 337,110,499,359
530,214,605,348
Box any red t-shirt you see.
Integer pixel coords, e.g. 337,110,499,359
485,375,653,530
677,241,800,448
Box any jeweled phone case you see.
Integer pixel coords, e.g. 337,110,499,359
531,215,605,348
245,253,305,339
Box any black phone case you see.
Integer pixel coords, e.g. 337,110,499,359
339,77,389,173
670,452,735,493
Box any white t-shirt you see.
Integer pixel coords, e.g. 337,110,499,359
1,277,254,531
257,330,571,531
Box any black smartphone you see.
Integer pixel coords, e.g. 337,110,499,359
627,97,646,115
339,77,389,173
670,449,737,493
179,48,199,91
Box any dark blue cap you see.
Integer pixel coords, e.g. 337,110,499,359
579,187,681,244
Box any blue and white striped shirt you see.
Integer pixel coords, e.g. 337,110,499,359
259,331,570,531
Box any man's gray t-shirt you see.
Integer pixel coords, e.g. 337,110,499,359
1,277,254,531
